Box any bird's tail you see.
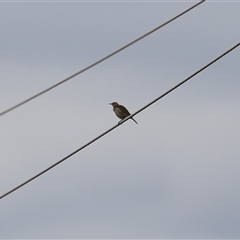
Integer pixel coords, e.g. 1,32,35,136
131,117,138,124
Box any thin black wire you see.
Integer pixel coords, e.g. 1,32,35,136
0,0,205,117
1,41,239,200
130,42,240,120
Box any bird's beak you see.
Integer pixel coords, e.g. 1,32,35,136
109,103,112,105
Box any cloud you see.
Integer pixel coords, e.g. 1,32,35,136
1,1,240,238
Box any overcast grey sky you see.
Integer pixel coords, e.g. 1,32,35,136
1,1,240,239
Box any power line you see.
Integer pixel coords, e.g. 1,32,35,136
1,41,239,200
0,0,205,117
130,42,240,120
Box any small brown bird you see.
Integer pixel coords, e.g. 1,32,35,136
110,102,138,124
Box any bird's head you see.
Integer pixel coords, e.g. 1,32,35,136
109,102,119,107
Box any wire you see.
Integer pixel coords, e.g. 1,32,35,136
0,0,205,117
1,41,239,200
130,42,240,119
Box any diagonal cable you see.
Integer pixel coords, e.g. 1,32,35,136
0,0,205,117
0,41,239,200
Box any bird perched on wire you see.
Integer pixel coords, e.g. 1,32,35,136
109,102,138,124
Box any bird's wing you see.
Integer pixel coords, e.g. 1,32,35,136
119,105,131,116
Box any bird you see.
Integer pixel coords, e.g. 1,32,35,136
109,102,138,124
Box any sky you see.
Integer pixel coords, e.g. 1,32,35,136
0,1,240,239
